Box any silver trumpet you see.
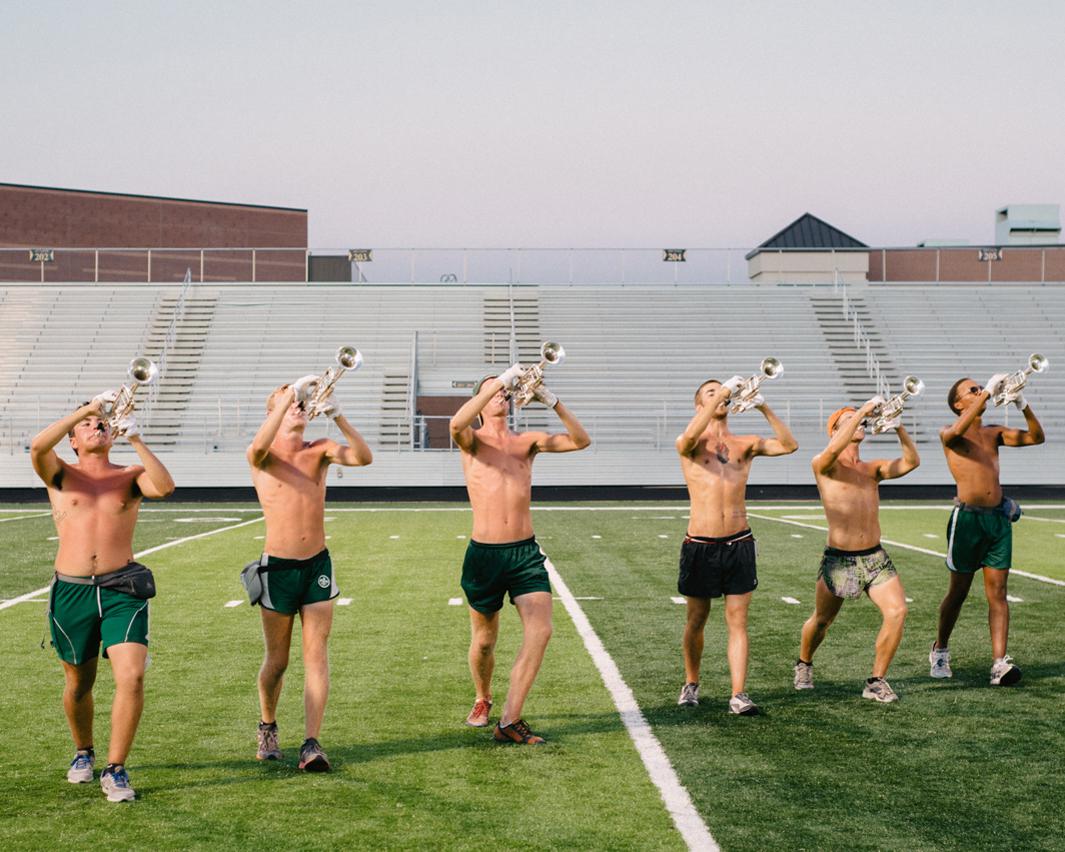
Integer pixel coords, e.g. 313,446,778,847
105,356,158,432
305,345,363,419
508,341,566,408
865,375,924,434
729,357,783,414
991,353,1049,407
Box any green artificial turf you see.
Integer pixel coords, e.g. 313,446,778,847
2,501,1063,850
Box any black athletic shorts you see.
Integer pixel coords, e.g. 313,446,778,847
677,529,757,598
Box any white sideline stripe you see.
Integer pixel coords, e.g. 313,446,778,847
337,597,353,606
0,503,1045,514
748,513,1065,589
781,596,801,605
224,600,243,608
1023,515,1065,525
0,516,265,612
905,597,914,602
545,556,718,852
670,596,686,605
0,512,52,523
448,597,463,606
1007,595,1024,603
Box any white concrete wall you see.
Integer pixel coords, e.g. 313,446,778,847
747,250,868,284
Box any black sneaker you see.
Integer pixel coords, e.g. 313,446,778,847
298,737,332,772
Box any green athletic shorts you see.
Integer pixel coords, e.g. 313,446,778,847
946,504,1011,573
49,575,150,666
461,537,551,614
259,549,338,615
818,545,897,599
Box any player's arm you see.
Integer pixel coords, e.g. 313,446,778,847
324,414,374,466
532,399,591,453
30,400,103,486
940,391,989,445
247,387,294,468
449,365,522,452
875,424,920,481
812,398,878,474
1000,397,1045,447
750,402,799,457
676,378,740,457
129,434,177,498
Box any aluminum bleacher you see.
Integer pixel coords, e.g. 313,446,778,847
0,280,1061,488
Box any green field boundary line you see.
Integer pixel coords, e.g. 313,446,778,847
748,513,1065,589
546,556,719,852
0,516,264,612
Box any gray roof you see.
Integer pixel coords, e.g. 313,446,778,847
746,213,867,259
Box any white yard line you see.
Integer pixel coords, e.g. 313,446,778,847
0,512,52,523
0,516,264,612
747,513,1065,589
545,556,718,852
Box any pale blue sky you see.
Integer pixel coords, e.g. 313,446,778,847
3,1,1063,248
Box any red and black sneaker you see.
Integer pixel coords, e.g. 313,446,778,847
298,737,332,772
493,719,545,745
465,697,493,727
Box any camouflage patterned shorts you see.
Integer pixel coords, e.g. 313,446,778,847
818,545,897,599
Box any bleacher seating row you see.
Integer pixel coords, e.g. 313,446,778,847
0,281,1061,487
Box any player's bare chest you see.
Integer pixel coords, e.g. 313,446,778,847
693,438,748,473
55,476,135,517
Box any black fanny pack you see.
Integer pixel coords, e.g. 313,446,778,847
956,497,1023,523
56,561,157,600
241,555,268,606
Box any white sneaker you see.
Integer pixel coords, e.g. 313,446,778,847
929,643,952,679
100,765,136,802
990,655,1022,686
862,678,899,703
794,661,814,690
728,692,760,716
66,749,95,784
677,682,699,706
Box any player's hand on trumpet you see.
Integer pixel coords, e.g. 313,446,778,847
292,374,320,404
984,373,1008,399
722,375,745,397
318,396,343,421
531,383,559,410
497,363,523,390
114,414,140,439
91,389,119,417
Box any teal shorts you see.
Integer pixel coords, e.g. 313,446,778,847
49,575,150,666
461,537,551,614
259,549,338,615
946,505,1012,573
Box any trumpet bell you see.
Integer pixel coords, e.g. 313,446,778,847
128,357,158,386
336,345,363,371
760,357,783,379
541,341,565,366
903,375,924,396
1029,353,1049,374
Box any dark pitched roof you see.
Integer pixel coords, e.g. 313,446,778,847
746,213,867,259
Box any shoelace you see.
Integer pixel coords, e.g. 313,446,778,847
510,720,533,738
